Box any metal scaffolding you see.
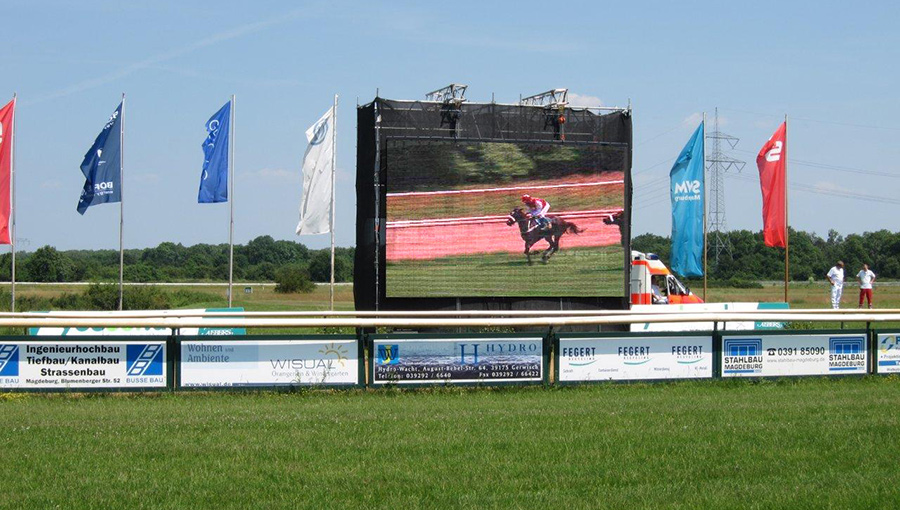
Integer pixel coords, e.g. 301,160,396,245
705,107,745,263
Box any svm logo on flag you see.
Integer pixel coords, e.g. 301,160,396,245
77,102,123,215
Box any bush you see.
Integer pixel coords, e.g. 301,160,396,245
274,265,316,294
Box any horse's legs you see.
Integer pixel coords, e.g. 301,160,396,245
542,235,560,263
524,242,533,265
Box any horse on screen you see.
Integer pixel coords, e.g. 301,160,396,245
506,208,583,264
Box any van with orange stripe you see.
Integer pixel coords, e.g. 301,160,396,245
630,251,703,305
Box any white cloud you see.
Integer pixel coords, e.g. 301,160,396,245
682,112,703,127
24,7,311,106
684,112,729,128
813,180,842,193
244,168,298,182
567,93,603,108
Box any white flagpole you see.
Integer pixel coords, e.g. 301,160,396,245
330,95,338,310
784,114,789,304
702,112,707,302
118,93,125,311
228,95,235,308
10,93,16,313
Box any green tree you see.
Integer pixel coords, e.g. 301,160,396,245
274,265,315,294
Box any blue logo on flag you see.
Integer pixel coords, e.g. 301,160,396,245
126,344,163,376
377,345,399,365
0,345,19,376
78,102,123,215
309,117,329,145
198,100,231,203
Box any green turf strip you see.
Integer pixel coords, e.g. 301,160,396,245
386,246,625,298
1,377,898,509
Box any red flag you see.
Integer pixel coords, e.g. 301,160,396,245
756,122,786,247
0,99,13,245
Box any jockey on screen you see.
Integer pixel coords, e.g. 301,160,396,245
521,194,551,230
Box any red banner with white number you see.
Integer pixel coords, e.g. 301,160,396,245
0,99,13,245
756,122,786,248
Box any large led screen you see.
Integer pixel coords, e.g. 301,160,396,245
385,139,627,298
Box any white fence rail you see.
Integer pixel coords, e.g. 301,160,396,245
0,309,897,329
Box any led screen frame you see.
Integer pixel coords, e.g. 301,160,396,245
384,137,628,299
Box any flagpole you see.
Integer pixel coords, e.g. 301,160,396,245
118,93,125,311
330,95,338,311
702,112,707,302
228,94,235,308
784,114,789,304
10,93,16,313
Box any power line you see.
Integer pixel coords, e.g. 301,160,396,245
729,174,900,206
733,148,900,179
719,107,900,132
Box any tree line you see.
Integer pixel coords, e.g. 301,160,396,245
0,236,354,284
633,228,900,282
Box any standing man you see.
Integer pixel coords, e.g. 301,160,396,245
826,261,845,309
857,263,876,309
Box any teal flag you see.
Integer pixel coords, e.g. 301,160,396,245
669,122,705,277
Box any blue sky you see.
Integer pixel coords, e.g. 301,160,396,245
4,1,899,251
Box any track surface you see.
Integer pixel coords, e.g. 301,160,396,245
386,212,622,261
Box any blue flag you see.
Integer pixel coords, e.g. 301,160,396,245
669,122,705,277
77,102,122,215
198,101,231,203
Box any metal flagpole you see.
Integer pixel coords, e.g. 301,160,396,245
118,93,125,311
330,95,338,310
228,95,235,308
784,114,789,304
10,93,16,313
702,112,707,302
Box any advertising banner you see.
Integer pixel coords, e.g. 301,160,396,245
722,333,867,377
0,340,167,389
558,335,713,382
179,338,359,388
876,333,900,374
371,336,544,385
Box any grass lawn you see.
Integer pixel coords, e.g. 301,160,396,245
1,377,898,509
386,246,625,298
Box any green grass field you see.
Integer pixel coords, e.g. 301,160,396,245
386,246,625,298
1,377,898,509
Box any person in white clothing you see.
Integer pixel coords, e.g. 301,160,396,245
857,263,876,308
826,261,845,309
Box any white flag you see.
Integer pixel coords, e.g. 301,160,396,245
296,106,335,234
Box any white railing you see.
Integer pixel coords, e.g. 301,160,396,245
0,309,897,329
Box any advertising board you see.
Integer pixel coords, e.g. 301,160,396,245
721,333,867,377
385,139,626,298
179,338,360,388
371,336,544,385
557,335,713,382
0,339,167,390
876,333,900,374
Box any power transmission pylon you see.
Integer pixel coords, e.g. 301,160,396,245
705,107,745,264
